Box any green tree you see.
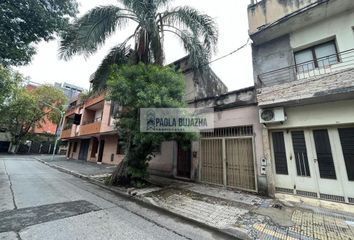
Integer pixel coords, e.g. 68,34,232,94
0,65,22,110
0,0,78,66
0,81,67,151
59,0,218,89
106,64,195,185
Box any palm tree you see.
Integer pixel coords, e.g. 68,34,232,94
59,0,218,89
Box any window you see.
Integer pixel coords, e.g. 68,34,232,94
291,131,311,177
338,128,354,181
272,132,288,175
294,40,338,72
116,139,125,155
313,130,336,179
73,142,78,152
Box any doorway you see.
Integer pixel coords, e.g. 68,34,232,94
177,142,191,178
98,140,105,163
271,127,354,203
78,139,90,161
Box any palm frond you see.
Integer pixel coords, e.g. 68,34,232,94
59,5,136,60
90,44,131,90
162,6,218,54
164,29,210,71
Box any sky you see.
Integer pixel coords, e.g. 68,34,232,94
16,0,253,92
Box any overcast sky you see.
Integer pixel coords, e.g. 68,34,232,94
16,0,253,92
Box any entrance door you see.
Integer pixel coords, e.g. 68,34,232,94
0,141,10,153
78,139,90,160
97,140,105,162
272,128,348,202
177,142,191,178
225,138,256,190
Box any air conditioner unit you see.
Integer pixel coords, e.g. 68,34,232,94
259,107,286,124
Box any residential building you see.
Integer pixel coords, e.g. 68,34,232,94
60,56,228,165
26,81,58,135
248,0,354,203
54,82,84,102
149,86,266,193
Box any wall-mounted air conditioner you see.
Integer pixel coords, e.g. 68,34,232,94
259,107,286,124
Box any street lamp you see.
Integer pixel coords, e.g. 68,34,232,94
41,101,67,161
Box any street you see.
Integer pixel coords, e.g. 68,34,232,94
0,155,231,240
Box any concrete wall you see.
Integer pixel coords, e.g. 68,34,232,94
99,101,115,133
252,35,295,86
100,135,124,165
148,141,176,177
290,10,354,52
248,0,318,34
266,99,354,130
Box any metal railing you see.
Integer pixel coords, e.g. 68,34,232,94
258,48,354,87
82,116,102,126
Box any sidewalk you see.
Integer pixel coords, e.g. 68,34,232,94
35,155,354,240
35,155,116,178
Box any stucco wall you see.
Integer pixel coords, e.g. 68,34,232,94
100,135,124,165
100,101,115,133
266,99,354,130
248,0,318,34
252,35,295,86
148,141,176,177
290,10,354,52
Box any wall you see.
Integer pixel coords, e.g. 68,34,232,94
148,141,176,177
252,35,295,86
99,101,115,133
266,99,354,130
290,10,354,52
100,135,124,165
248,0,318,34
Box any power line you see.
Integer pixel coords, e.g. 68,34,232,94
208,38,251,65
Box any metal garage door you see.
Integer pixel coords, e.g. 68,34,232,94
200,126,257,192
200,139,223,185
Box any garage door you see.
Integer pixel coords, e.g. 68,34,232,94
200,126,257,192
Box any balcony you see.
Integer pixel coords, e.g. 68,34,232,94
79,121,102,136
61,126,75,139
84,93,105,108
257,49,354,107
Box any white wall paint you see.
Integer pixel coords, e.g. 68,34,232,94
290,11,354,52
267,99,354,129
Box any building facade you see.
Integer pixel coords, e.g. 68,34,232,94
149,87,266,193
248,0,354,203
60,57,228,166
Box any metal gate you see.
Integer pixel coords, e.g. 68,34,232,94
200,126,257,192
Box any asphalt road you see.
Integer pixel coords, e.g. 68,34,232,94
0,155,231,240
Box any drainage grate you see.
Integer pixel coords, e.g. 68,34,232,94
275,187,293,194
296,190,318,198
348,197,354,204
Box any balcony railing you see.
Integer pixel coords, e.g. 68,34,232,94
79,121,102,136
81,117,102,126
61,127,74,139
258,48,354,87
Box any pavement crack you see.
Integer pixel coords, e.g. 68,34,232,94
15,232,22,240
3,161,17,210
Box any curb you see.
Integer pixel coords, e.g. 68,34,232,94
34,157,249,240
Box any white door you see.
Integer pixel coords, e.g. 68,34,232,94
271,128,349,202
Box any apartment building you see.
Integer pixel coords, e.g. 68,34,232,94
248,0,354,203
60,56,228,166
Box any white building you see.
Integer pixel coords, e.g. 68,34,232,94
248,0,354,204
